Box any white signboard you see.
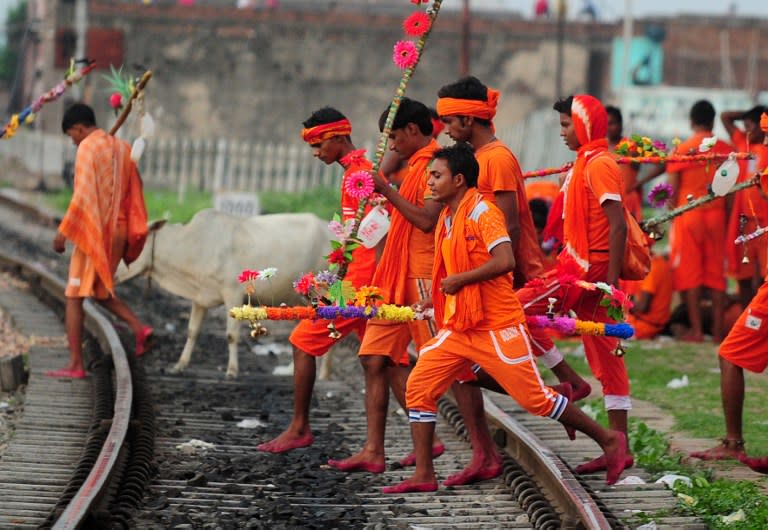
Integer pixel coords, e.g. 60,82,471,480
213,191,261,217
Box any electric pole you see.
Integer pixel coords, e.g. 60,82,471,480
460,0,470,76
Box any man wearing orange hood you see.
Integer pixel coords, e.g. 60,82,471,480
380,143,627,494
514,95,634,475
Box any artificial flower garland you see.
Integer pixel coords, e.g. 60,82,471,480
1,59,96,139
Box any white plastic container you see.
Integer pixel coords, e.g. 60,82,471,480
358,205,390,248
711,159,740,196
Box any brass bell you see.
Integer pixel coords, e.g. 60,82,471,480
742,255,750,264
250,322,268,338
613,343,626,357
686,193,694,204
327,322,342,340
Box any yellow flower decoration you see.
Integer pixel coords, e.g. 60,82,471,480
229,305,267,322
574,321,605,336
377,304,416,322
354,286,384,306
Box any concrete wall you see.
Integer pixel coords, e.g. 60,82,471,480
74,2,611,144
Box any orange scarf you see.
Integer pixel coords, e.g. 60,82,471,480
436,88,500,132
58,130,130,294
561,94,609,273
432,189,484,331
301,119,352,144
761,112,768,133
371,139,438,304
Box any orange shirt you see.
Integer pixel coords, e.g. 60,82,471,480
406,140,439,278
730,128,768,222
340,155,377,289
440,198,525,330
572,154,624,261
666,132,733,209
634,254,673,326
475,140,544,283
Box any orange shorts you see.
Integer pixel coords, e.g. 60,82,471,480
719,282,768,373
65,221,127,300
289,316,367,357
670,208,726,292
357,278,436,366
406,324,565,419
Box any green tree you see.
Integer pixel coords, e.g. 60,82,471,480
0,0,28,84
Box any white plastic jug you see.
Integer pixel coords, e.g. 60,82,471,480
358,205,390,248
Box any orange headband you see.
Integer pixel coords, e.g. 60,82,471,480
761,112,768,133
301,119,352,144
436,88,501,121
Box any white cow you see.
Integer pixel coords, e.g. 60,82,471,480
116,209,331,377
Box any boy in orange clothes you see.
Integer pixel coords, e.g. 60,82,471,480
327,98,443,474
433,76,586,485
689,114,768,474
721,105,768,307
257,107,377,453
667,100,733,343
49,103,151,379
381,143,627,493
514,94,634,475
627,250,673,339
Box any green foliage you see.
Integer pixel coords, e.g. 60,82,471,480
0,1,27,83
45,186,342,225
674,476,768,529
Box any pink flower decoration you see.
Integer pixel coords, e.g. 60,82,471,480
344,170,375,200
403,11,431,37
237,269,260,283
410,0,428,4
109,92,123,110
648,182,674,208
393,40,419,70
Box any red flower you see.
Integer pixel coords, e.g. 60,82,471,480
403,11,431,37
327,248,347,265
555,255,584,284
109,92,123,110
410,0,429,4
293,272,315,296
237,269,260,283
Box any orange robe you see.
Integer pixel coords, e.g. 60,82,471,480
725,129,768,280
720,279,768,373
627,255,673,339
475,140,544,287
358,139,440,364
60,130,134,299
666,132,733,292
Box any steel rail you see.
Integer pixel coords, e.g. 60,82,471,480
0,250,133,529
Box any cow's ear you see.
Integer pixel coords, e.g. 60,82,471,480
149,219,168,231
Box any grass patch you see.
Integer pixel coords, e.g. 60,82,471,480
555,340,768,455
43,186,342,223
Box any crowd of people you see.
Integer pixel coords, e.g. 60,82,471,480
49,78,768,495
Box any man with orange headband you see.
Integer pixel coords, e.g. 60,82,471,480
721,105,768,307
327,98,444,474
513,94,634,476
381,143,627,493
257,107,377,453
690,113,768,475
433,76,588,485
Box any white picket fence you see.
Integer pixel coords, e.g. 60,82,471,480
0,108,571,194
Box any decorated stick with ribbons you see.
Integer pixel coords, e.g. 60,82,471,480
337,0,443,280
641,177,758,232
109,70,153,136
0,59,96,139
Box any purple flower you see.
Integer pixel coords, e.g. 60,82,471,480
315,270,339,286
648,182,674,208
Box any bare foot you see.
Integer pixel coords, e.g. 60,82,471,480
328,449,385,474
382,477,438,494
574,453,634,474
690,439,745,461
443,451,503,487
398,442,446,467
257,431,314,453
604,431,627,485
739,454,768,474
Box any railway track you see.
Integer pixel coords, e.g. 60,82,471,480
0,193,707,528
